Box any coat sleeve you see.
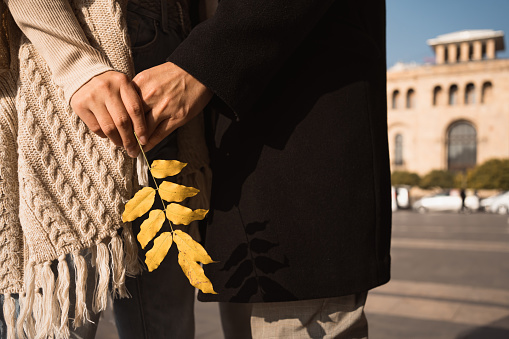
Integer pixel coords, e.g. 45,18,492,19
167,0,336,119
4,0,114,103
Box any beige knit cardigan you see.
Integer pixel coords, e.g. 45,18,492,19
0,0,211,338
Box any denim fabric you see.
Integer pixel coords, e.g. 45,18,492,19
0,252,101,339
112,3,196,339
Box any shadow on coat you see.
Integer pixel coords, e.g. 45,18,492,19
217,221,296,302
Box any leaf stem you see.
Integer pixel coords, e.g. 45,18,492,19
134,132,175,233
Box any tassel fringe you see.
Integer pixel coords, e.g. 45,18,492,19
92,242,109,313
56,254,70,339
6,229,138,337
17,261,36,339
37,262,56,339
109,234,128,298
72,251,89,329
122,223,142,276
33,291,43,337
3,294,16,339
136,153,149,187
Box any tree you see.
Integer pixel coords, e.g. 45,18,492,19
391,171,420,186
468,159,509,190
419,170,455,189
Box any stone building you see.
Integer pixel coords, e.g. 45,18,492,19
387,29,509,175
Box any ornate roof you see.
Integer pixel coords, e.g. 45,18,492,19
427,30,504,50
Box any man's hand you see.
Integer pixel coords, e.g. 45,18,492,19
132,62,213,152
70,71,147,158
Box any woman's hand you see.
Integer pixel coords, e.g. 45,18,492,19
70,71,147,157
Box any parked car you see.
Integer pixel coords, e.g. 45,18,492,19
395,185,411,209
486,191,509,214
412,190,479,213
480,191,508,212
391,186,398,212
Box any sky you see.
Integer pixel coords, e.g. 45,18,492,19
386,0,509,68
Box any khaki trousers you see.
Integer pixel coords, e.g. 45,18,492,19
249,292,368,339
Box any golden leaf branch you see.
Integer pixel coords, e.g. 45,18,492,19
121,133,216,294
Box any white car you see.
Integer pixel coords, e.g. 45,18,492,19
391,186,398,212
412,191,479,213
486,191,509,214
480,191,508,211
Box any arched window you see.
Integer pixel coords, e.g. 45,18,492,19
433,86,442,106
392,90,400,109
449,85,458,106
406,89,415,109
481,82,493,104
394,134,403,165
465,83,475,105
447,122,477,171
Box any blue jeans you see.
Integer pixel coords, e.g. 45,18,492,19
112,2,196,339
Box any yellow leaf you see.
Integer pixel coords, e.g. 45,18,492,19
151,160,187,179
145,232,173,272
137,209,165,249
165,203,208,225
173,230,214,264
178,252,217,294
122,187,156,222
159,181,199,203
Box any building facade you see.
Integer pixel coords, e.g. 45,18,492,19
387,29,509,175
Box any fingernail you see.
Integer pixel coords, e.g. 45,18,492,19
139,136,147,145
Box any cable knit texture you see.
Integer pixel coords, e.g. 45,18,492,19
1,0,212,336
0,0,141,337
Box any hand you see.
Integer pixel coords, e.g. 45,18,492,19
70,71,147,158
132,62,213,152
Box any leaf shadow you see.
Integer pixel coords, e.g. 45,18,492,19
219,220,297,303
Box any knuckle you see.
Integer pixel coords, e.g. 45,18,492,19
124,138,136,150
95,78,111,90
116,115,131,129
114,72,128,83
71,96,86,110
102,123,116,136
134,72,146,84
90,125,102,134
129,102,143,117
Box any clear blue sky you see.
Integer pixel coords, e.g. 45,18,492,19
386,0,509,67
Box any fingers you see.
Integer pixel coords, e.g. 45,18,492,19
120,81,147,145
74,109,107,138
90,103,123,147
142,119,177,153
144,108,158,139
104,96,140,158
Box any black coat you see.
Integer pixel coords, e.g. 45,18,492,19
169,0,391,303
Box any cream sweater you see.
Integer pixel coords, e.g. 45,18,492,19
0,1,211,337
6,0,118,102
0,1,139,338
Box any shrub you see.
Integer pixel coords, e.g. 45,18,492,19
391,171,420,186
468,159,509,190
419,170,455,189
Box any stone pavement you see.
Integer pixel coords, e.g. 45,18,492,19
96,211,509,338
